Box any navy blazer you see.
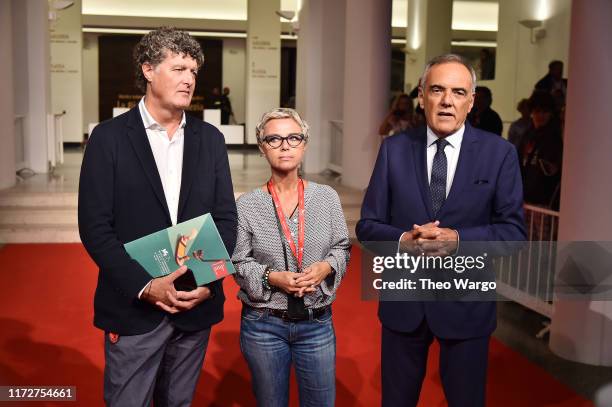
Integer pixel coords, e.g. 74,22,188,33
356,124,526,338
78,107,237,335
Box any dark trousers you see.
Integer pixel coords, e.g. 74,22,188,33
103,317,211,407
381,321,490,407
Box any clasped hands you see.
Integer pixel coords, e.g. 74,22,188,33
268,261,332,298
400,221,458,257
142,266,213,314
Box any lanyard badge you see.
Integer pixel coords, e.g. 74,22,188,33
267,178,305,270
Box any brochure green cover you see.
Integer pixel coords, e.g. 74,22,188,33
124,213,235,285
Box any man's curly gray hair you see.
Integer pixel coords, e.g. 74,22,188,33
133,27,205,92
255,108,310,145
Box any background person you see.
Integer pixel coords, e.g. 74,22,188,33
519,91,563,210
220,86,234,124
508,98,532,149
379,93,415,137
535,60,567,100
468,86,503,136
479,48,495,80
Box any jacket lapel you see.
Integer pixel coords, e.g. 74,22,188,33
177,115,201,222
438,124,478,216
126,107,172,225
410,127,434,219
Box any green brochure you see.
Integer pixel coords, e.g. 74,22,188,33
124,213,235,286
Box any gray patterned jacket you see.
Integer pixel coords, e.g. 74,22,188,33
231,181,351,309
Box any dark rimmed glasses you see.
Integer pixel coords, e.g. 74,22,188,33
261,133,305,149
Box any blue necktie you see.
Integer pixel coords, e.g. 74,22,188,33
430,138,449,217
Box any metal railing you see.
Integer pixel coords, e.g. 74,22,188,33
494,204,560,320
328,120,343,174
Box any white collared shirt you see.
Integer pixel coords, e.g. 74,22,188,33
426,125,465,198
138,97,186,226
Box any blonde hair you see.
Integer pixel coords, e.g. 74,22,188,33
255,108,310,144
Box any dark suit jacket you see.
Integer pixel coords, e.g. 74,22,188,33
356,124,526,339
78,107,237,335
468,107,503,136
535,74,568,94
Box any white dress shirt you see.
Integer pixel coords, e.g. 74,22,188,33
138,97,185,226
426,125,464,198
137,98,186,298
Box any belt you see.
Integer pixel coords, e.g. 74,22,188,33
245,305,330,322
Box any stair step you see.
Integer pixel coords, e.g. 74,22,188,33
0,224,80,243
0,192,78,207
0,206,77,225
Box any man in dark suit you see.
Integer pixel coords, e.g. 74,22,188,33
468,86,503,136
535,60,568,112
535,60,567,98
357,54,525,406
78,27,237,406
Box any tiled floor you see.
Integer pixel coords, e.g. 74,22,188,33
12,155,81,194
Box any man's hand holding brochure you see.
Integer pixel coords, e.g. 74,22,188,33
124,213,236,313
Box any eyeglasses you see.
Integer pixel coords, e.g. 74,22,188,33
261,133,305,149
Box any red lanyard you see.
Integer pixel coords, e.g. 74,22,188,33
267,178,305,270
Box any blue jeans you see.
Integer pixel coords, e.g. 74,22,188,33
240,306,336,407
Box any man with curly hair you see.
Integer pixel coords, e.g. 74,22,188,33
78,27,237,406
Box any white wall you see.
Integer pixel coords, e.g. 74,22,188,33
221,38,246,124
23,0,51,173
81,14,297,33
342,0,392,190
245,0,281,144
0,0,16,189
320,0,345,128
82,32,99,132
296,0,324,172
296,0,346,173
491,0,571,126
50,0,84,143
11,1,28,118
404,0,453,92
11,0,29,171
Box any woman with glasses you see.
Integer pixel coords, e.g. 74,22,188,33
232,108,351,407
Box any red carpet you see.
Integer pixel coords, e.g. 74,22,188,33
0,244,592,406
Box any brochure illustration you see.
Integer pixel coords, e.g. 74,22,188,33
124,213,235,286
